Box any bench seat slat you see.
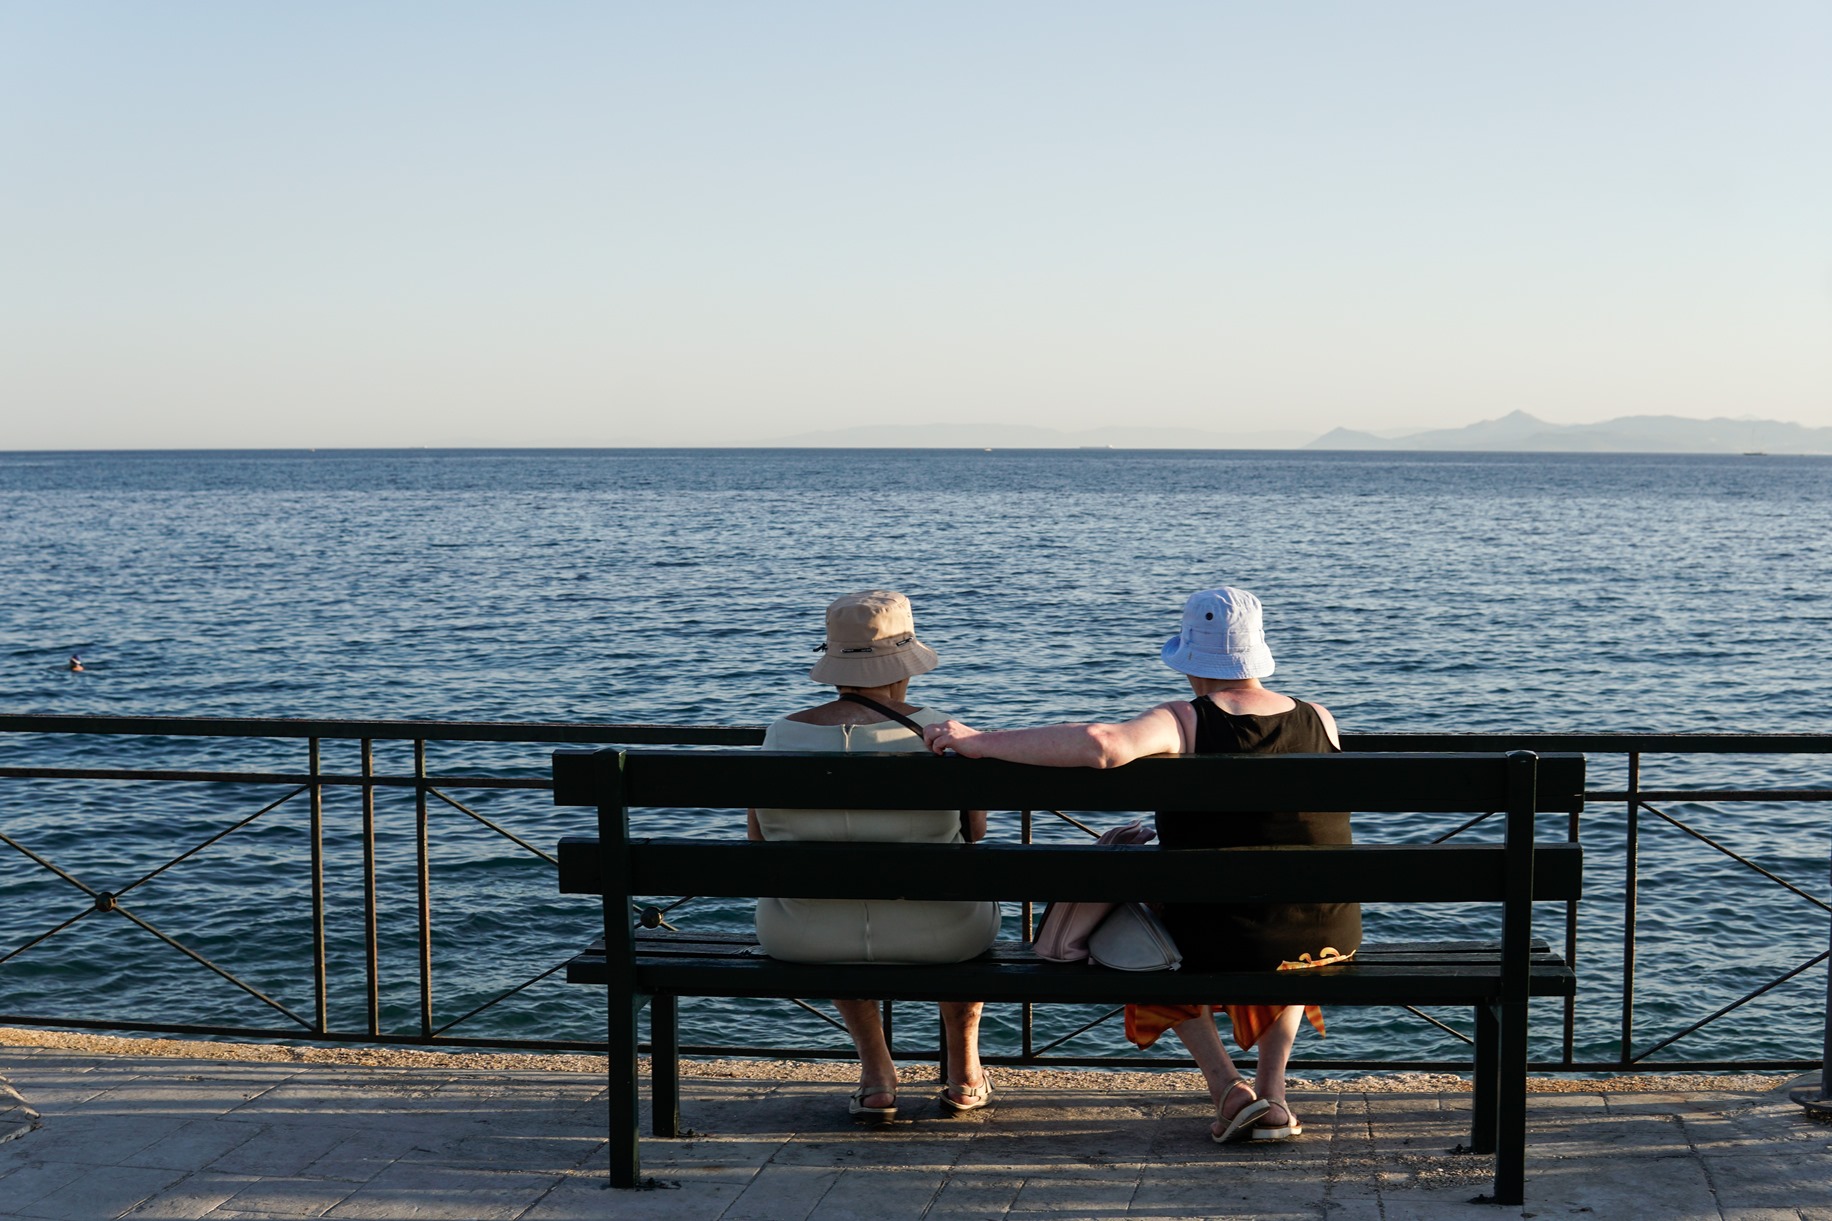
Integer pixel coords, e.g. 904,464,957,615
584,932,1562,964
564,951,1575,1005
566,934,1577,1004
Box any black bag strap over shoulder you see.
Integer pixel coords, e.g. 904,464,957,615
835,692,927,739
833,693,973,841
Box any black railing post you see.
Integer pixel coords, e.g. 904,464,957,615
1021,806,1034,1060
416,738,433,1039
1563,805,1580,1065
1818,840,1832,1103
362,737,380,1037
309,736,327,1034
1621,751,1640,1066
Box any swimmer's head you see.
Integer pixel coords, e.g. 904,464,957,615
68,655,83,671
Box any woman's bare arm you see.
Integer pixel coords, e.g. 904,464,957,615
1311,702,1342,749
923,702,1190,769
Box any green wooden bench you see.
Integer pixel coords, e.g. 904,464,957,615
554,748,1584,1204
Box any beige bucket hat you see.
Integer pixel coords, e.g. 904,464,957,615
808,590,940,687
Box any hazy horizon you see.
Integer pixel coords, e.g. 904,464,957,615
4,3,1829,449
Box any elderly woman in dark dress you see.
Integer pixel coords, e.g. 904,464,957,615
923,587,1357,1143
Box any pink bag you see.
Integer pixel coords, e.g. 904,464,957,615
1030,821,1158,962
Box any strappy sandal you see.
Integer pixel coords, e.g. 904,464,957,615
1250,1098,1302,1142
1212,1077,1272,1144
849,1083,898,1123
939,1075,994,1115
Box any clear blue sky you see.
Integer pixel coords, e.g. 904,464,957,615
3,2,1828,447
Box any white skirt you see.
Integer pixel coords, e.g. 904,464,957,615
755,897,1001,965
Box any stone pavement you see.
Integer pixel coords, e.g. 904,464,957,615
0,1043,1827,1220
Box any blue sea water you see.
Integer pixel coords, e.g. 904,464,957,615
1,448,1829,1067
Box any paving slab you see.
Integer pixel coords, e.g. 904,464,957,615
2,1033,1829,1219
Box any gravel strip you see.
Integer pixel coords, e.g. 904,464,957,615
0,1025,1786,1097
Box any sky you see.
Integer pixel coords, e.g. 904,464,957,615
2,2,1829,448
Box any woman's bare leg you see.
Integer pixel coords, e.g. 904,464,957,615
1169,1006,1257,1137
940,1001,986,1099
1248,1004,1306,1125
834,999,898,1107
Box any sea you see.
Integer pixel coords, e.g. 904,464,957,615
2,448,1829,1068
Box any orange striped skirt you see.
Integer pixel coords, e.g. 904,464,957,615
1122,948,1354,1052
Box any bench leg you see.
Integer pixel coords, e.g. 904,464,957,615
652,993,680,1138
1491,998,1529,1206
608,991,647,1188
1471,1001,1499,1154
937,1007,949,1088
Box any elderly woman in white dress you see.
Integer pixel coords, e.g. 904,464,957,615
747,590,1001,1121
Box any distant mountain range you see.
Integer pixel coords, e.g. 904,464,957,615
768,412,1832,454
1307,411,1832,454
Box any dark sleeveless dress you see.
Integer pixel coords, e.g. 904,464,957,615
1155,696,1362,971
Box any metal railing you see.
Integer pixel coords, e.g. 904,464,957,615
2,715,1828,1073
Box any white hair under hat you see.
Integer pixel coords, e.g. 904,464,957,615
1160,587,1276,680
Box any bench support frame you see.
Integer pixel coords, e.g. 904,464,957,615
561,748,1578,1204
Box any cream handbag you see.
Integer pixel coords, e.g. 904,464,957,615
1087,901,1183,972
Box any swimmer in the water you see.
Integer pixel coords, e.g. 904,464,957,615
68,655,84,672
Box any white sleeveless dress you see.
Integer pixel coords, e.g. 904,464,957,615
753,710,1002,964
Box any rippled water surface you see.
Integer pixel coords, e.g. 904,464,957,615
2,448,1829,1066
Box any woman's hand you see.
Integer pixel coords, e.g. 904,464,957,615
923,720,981,757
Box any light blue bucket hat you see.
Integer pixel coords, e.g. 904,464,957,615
1161,587,1275,680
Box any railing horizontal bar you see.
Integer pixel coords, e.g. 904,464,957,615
4,717,1828,754
7,765,1827,807
0,767,550,789
1590,789,1832,802
1342,734,1832,754
0,1014,609,1052
0,714,767,745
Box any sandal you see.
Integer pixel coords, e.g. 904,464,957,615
939,1075,994,1115
849,1083,898,1123
1250,1098,1302,1142
1212,1077,1272,1144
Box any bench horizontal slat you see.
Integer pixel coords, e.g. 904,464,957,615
558,837,1582,903
581,931,1564,965
553,749,1586,814
564,949,1575,1006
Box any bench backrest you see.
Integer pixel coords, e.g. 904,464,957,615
555,749,1582,900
